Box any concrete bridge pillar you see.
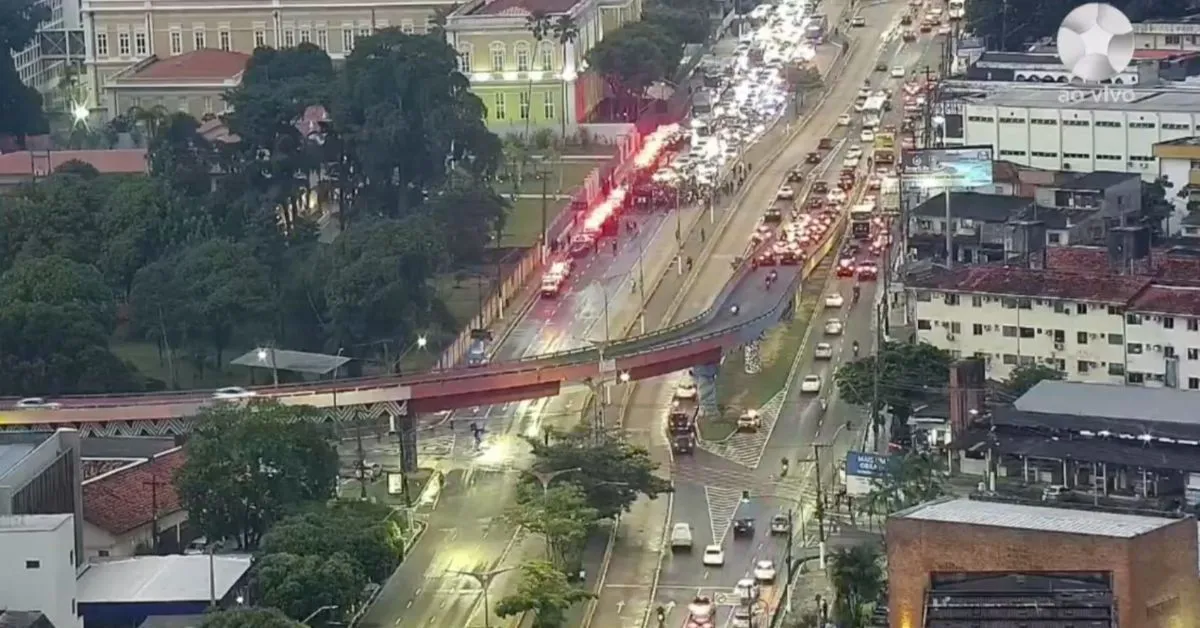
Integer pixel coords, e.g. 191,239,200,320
692,362,721,417
389,411,419,472
743,338,762,374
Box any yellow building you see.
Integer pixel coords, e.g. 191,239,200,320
81,0,454,117
443,0,641,138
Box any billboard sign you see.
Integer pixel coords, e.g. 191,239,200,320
900,146,994,193
845,451,891,496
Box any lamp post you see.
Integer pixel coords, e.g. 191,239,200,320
528,467,582,494
256,346,279,386
301,605,339,625
450,567,517,628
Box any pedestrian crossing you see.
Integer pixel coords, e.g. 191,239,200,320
704,486,746,546
698,389,787,468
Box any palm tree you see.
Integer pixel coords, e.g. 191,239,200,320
828,544,885,628
551,15,579,139
525,10,554,138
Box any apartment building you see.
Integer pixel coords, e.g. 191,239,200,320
906,241,1200,389
443,0,641,136
1135,16,1200,53
0,515,82,628
1154,136,1200,235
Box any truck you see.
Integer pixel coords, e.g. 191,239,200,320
668,398,698,454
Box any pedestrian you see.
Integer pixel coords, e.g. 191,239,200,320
700,228,706,242
611,239,618,254
686,256,694,271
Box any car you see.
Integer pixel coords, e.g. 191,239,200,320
14,397,61,410
751,224,773,244
824,319,844,335
818,137,834,150
938,24,951,35
853,100,866,113
837,113,852,126
737,410,763,431
769,513,791,534
671,523,694,549
919,22,932,32
806,151,822,164
846,145,864,160
212,387,257,400
787,168,805,182
732,607,754,628
674,377,698,399
836,257,856,277
903,30,917,41
814,342,834,360
891,66,906,78
824,293,844,308
800,375,822,393
875,61,888,72
733,518,755,536
812,181,829,194
857,262,880,280
688,596,714,620
860,129,875,142
753,559,777,582
763,206,782,222
702,544,725,566
827,189,847,204
850,15,866,26
735,578,760,602
842,156,859,169
757,250,778,266
777,185,795,200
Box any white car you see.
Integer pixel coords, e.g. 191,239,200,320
825,293,844,308
824,319,844,335
827,189,847,204
842,155,860,169
814,342,834,360
688,596,714,621
853,101,866,113
674,377,698,399
837,113,852,126
777,185,795,200
735,577,759,601
753,559,777,582
846,145,864,160
850,15,866,26
938,25,951,35
15,397,60,410
800,375,822,393
891,66,906,78
860,129,875,142
212,386,258,400
702,544,725,566
732,607,754,628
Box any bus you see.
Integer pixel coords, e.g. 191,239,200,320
948,0,965,20
850,204,874,240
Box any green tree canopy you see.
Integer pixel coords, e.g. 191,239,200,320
259,500,403,583
251,551,366,622
0,301,140,395
507,484,598,570
1003,363,1063,399
173,401,339,549
200,608,304,628
965,0,1191,51
828,544,885,628
494,560,594,628
834,341,952,438
585,22,682,112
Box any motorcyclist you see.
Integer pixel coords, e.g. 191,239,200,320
780,457,789,476
852,340,860,356
819,398,828,412
730,304,740,315
853,284,861,303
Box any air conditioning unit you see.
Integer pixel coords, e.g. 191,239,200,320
1154,344,1163,352
946,333,957,341
984,324,993,331
1090,333,1099,339
1054,342,1064,350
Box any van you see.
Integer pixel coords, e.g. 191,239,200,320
671,523,693,549
1042,485,1067,501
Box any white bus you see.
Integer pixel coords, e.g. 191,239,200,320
948,0,965,20
862,94,886,115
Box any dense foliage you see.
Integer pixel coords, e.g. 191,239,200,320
834,341,951,440
965,0,1192,51
0,0,50,143
0,33,509,396
199,608,304,628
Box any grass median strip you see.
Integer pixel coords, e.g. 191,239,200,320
701,257,833,441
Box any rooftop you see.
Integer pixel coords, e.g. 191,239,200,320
229,347,350,375
895,497,1176,538
83,448,185,536
110,49,249,85
1055,170,1139,190
0,612,52,628
907,264,1149,304
0,514,73,532
463,0,582,17
137,616,206,628
78,554,252,604
1018,380,1200,426
1156,136,1200,148
975,52,1063,66
0,150,148,178
1128,283,1200,315
81,436,178,460
911,192,1032,222
965,88,1200,113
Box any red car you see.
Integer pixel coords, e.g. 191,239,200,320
857,262,879,280
836,258,857,278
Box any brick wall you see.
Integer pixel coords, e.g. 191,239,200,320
885,515,1200,628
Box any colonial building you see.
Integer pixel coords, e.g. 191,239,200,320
103,48,248,119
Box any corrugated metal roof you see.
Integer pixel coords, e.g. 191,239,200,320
1017,380,1200,425
898,498,1174,538
78,555,252,604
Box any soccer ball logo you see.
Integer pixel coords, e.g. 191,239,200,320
1057,2,1134,83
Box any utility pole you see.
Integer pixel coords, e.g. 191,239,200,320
355,408,369,500
143,475,167,553
812,444,827,569
540,162,549,261
784,507,795,614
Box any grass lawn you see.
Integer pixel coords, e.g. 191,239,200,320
700,258,832,441
561,143,619,157
498,160,599,198
498,197,563,248
112,340,246,390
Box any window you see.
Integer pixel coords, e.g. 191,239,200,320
1001,298,1017,309
1077,331,1088,344
203,96,213,113
219,29,232,50
1165,345,1176,358
316,28,328,49
97,549,110,557
359,26,372,37
169,30,183,54
134,30,148,55
1190,319,1199,332
1165,34,1182,45
971,295,982,307
518,90,530,120
25,560,39,569
1053,301,1068,314
1017,298,1032,309
1189,348,1199,360
543,91,555,120
1108,363,1125,376
973,323,983,336
193,28,206,50
1108,333,1123,345
1127,343,1143,354
917,319,932,330
1127,372,1145,384
1019,327,1035,339
515,43,530,71
1052,329,1065,343
1126,313,1142,325
490,43,505,71
1076,303,1088,315
915,291,932,302
1164,316,1176,329
283,29,295,47
539,41,553,71
1002,354,1019,365
254,23,267,47
1190,377,1200,390
1002,325,1017,337
493,92,506,119
948,321,961,334
1077,360,1091,374
299,26,311,43
95,32,109,57
342,27,355,52
944,293,959,305
1107,305,1122,315
459,45,473,72
118,31,131,56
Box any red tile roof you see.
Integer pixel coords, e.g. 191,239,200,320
909,265,1150,304
83,459,135,481
470,0,581,16
0,149,148,177
83,449,186,536
117,49,249,85
1129,285,1200,316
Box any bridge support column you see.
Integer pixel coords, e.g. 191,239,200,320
692,362,720,418
743,338,762,374
389,411,418,473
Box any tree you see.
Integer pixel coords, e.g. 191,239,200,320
251,552,366,622
0,169,109,269
1141,176,1174,242
828,544,885,628
144,111,218,199
200,608,304,628
524,426,673,520
0,255,114,329
643,4,710,46
834,341,952,440
173,401,339,549
507,485,597,569
0,301,141,395
0,0,51,144
526,11,554,137
259,500,403,584
422,174,508,265
965,0,1190,51
585,22,682,120
494,560,594,628
1003,363,1063,398
862,452,947,518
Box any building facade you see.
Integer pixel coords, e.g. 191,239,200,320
80,0,452,115
0,514,82,628
1135,18,1200,53
1153,136,1200,235
103,48,247,118
82,448,188,559
443,0,640,137
0,430,84,568
14,0,84,94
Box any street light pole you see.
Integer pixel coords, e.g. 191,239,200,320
529,467,582,495
301,605,339,625
813,443,827,569
450,567,517,628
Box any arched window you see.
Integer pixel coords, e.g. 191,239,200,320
489,42,505,71
539,41,554,71
458,43,474,72
515,41,530,72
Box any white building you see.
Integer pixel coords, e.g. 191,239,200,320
1134,18,1200,53
955,86,1200,181
906,246,1200,389
13,0,83,94
1153,136,1200,235
0,514,83,628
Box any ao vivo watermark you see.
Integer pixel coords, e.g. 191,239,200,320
1057,83,1137,104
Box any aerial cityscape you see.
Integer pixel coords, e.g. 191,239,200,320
1,0,1199,626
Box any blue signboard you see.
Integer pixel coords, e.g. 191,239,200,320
845,451,890,478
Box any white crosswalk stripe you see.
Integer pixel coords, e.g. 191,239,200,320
698,389,787,468
704,486,746,546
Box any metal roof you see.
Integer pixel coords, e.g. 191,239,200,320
896,497,1175,538
965,88,1200,112
0,443,37,480
1016,380,1200,426
77,555,252,604
229,347,350,375
0,514,72,532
